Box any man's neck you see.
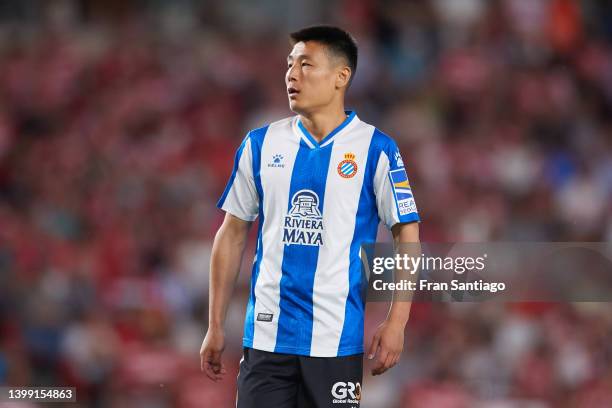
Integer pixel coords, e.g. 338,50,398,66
298,107,348,143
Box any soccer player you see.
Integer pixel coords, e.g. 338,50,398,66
200,25,420,407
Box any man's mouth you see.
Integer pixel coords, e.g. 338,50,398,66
288,87,300,97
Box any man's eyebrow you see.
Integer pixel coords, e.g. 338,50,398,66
287,54,310,61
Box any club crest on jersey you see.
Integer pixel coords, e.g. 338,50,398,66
337,153,358,178
283,189,324,246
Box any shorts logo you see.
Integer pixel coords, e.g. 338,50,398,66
256,313,273,322
389,168,417,215
283,189,324,246
331,381,361,404
337,153,358,178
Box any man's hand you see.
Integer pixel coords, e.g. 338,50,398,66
367,320,405,376
201,213,250,382
200,328,226,381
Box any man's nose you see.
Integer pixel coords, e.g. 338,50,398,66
286,65,299,83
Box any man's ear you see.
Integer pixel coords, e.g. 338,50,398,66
336,66,352,89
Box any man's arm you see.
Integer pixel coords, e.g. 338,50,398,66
368,221,420,376
200,212,251,381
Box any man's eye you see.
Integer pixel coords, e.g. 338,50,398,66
287,63,293,68
302,62,310,67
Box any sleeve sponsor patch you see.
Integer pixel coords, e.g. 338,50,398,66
389,168,417,215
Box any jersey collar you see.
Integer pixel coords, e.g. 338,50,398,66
295,110,357,149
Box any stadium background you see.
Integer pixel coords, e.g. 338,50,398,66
0,0,611,406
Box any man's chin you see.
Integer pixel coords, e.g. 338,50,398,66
288,101,305,114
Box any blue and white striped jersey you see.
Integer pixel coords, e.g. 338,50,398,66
217,111,419,357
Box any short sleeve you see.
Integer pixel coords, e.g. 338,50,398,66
373,139,420,229
216,135,259,221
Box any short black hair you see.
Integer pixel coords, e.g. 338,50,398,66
289,25,358,85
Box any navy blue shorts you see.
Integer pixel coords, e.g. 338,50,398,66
236,347,363,408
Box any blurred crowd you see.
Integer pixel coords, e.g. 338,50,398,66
0,0,611,407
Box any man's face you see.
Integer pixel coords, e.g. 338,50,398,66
285,41,345,114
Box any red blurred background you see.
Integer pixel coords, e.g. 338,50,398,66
0,0,611,407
